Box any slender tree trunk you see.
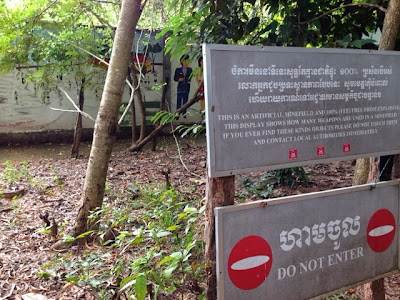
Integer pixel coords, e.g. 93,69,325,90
352,158,370,185
393,155,400,179
353,0,400,185
205,176,235,300
362,0,400,298
129,67,147,144
71,78,85,159
128,67,138,144
152,79,169,151
70,0,142,237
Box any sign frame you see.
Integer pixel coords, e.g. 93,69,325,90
203,44,400,178
215,180,400,299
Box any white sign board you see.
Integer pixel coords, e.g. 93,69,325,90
215,181,400,299
203,44,400,177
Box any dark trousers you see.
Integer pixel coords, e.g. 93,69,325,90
177,90,189,115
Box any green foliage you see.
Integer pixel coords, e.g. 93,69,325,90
39,184,206,298
151,110,178,125
326,293,360,300
0,0,115,97
0,161,33,184
174,111,206,137
161,0,390,59
240,167,308,199
175,122,205,138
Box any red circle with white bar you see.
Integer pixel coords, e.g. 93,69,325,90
367,209,396,253
228,235,273,290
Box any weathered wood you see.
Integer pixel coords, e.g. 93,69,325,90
205,175,235,300
152,78,169,151
353,157,370,185
393,154,400,179
364,0,400,298
71,78,85,158
367,157,380,183
364,278,386,300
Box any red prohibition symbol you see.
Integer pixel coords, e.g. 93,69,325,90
228,235,273,290
367,209,396,253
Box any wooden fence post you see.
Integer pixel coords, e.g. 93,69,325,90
205,175,235,300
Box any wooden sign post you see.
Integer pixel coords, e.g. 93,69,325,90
205,176,235,300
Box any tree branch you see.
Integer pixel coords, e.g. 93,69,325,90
89,0,121,5
11,0,59,26
80,2,114,28
53,86,96,122
297,3,387,25
128,82,203,152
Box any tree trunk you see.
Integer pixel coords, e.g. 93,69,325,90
71,78,85,159
364,278,386,300
130,66,147,144
362,0,400,298
378,0,400,51
353,0,400,185
352,158,370,185
205,176,235,300
70,0,142,237
393,154,400,179
367,157,380,183
152,79,169,151
128,68,137,144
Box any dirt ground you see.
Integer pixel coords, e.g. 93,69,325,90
0,136,399,299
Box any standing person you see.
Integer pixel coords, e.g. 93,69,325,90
195,56,205,112
174,54,192,117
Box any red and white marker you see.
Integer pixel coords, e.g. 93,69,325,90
317,146,325,157
367,209,396,253
228,235,273,290
289,149,298,160
343,143,351,153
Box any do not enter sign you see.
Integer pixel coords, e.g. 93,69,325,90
367,209,396,253
227,235,273,290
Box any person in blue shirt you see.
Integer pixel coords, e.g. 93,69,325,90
174,54,192,116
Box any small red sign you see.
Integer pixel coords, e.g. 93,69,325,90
228,235,273,290
343,143,351,153
317,146,325,157
367,209,396,253
289,149,298,160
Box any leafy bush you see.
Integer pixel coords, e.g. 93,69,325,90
240,167,309,199
39,184,206,299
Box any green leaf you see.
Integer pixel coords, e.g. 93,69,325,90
164,265,177,279
76,230,95,239
246,17,260,34
135,273,147,300
37,272,52,279
119,275,136,294
62,235,76,243
156,230,172,238
169,251,183,260
65,277,80,283
352,40,362,48
166,224,180,231
89,279,102,287
158,256,174,266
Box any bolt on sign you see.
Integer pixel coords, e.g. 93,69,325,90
215,181,400,299
203,44,400,178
